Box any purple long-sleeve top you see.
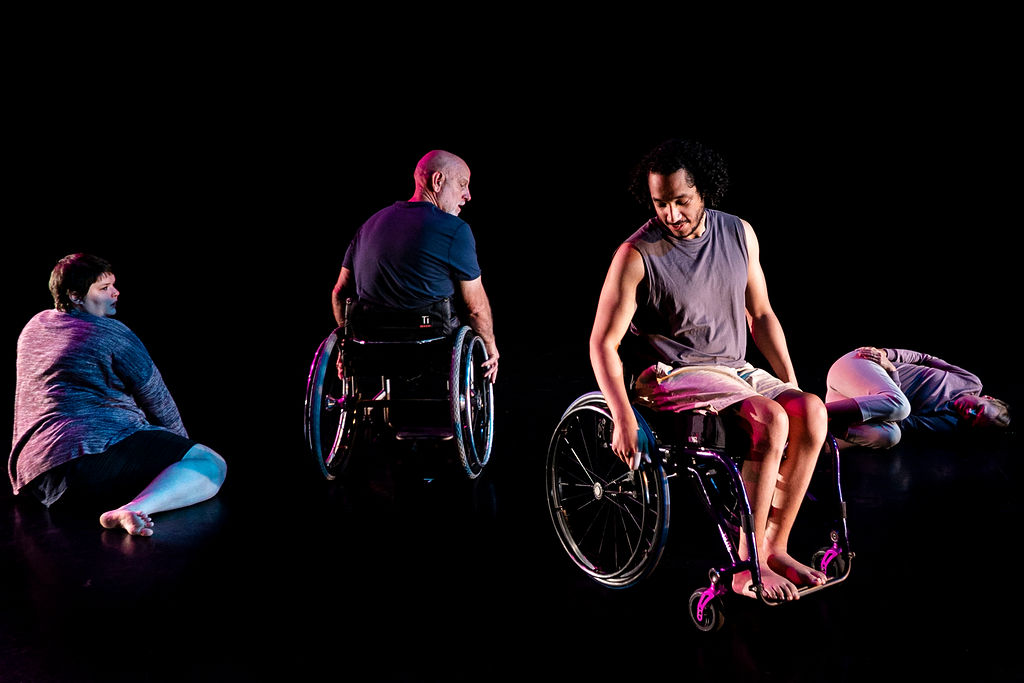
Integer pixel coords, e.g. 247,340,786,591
8,309,187,495
887,348,984,433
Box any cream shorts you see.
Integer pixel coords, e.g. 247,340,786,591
633,362,798,413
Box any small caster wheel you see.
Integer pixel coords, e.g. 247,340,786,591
812,549,847,580
688,588,726,632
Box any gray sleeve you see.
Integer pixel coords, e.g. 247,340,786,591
109,325,188,437
134,366,188,437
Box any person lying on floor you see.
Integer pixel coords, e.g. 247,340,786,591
825,346,1011,449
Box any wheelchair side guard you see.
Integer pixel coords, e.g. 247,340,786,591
557,390,607,420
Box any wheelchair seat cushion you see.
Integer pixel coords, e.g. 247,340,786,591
641,407,730,451
347,298,459,341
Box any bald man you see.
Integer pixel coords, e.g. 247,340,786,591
332,150,499,381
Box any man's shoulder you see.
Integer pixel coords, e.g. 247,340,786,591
368,202,466,227
706,209,749,242
706,208,743,225
364,201,408,222
625,218,662,245
404,202,471,233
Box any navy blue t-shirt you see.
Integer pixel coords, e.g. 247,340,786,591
342,201,482,309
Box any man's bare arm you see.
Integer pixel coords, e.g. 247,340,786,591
458,277,499,382
331,266,354,327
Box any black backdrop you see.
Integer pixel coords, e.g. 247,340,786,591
7,44,1021,488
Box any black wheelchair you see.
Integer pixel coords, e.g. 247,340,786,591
545,387,853,631
304,298,494,481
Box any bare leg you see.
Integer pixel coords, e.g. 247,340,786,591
100,445,227,536
729,395,802,601
766,390,828,587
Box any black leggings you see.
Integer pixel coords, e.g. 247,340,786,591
35,429,196,511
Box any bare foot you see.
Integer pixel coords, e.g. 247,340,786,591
768,551,827,588
731,564,800,601
99,509,154,536
731,570,757,598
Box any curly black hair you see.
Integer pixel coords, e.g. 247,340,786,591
628,138,730,209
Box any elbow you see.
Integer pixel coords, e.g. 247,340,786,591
588,332,604,360
589,336,618,369
748,310,776,328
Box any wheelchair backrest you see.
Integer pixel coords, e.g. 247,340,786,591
345,297,459,342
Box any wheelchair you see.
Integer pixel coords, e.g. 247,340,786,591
304,298,494,481
545,383,853,632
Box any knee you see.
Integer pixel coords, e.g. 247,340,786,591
852,422,903,449
881,393,911,422
185,445,228,487
746,401,790,462
780,391,828,442
207,450,228,486
877,428,902,449
794,392,828,431
802,395,829,445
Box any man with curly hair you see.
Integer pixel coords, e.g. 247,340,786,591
590,138,827,601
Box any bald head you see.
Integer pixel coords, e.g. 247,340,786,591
414,150,466,183
410,150,472,216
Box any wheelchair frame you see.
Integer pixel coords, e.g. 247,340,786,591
545,391,853,631
304,323,494,481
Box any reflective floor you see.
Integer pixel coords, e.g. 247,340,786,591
2,361,1021,683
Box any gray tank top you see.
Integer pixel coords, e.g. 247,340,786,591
625,208,749,369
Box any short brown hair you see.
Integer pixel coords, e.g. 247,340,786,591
49,253,113,312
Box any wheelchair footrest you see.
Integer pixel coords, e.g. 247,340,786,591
395,427,454,440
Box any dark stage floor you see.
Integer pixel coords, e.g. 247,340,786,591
1,357,1021,683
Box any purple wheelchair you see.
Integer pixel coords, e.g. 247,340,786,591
545,389,853,631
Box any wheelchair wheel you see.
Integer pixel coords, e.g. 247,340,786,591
450,326,494,479
304,328,357,480
546,392,670,588
811,549,848,580
688,588,726,632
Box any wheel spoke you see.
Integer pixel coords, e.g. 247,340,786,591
561,436,597,486
571,414,599,479
602,490,643,534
